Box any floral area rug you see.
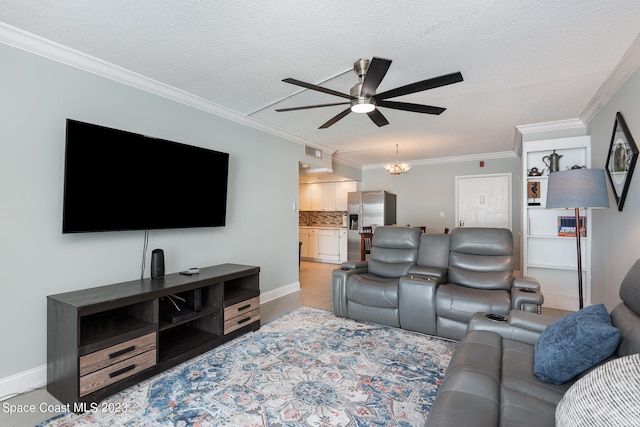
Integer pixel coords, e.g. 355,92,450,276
40,307,457,427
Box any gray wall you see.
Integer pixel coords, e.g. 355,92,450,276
362,156,522,269
588,66,640,310
0,43,302,379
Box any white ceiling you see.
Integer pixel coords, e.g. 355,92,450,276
2,1,640,169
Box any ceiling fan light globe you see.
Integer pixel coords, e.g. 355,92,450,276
351,104,375,113
351,96,376,113
350,101,375,114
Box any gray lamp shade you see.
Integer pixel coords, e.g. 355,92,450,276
546,169,610,209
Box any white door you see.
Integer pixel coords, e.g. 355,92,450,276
455,173,512,229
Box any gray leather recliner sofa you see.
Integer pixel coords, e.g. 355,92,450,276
332,226,544,340
412,227,543,340
332,226,422,328
426,259,640,426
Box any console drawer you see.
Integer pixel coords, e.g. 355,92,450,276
224,296,259,320
80,332,156,376
80,349,156,396
224,308,260,335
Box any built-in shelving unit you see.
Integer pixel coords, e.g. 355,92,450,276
47,263,260,408
522,136,591,310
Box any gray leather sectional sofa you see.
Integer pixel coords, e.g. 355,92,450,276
332,226,640,424
332,226,544,340
426,259,640,426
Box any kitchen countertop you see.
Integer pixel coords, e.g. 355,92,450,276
299,225,347,229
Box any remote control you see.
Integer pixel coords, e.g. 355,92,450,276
179,268,199,276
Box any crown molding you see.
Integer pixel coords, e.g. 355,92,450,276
0,22,336,152
580,33,640,125
362,150,517,170
331,156,363,169
515,118,586,135
513,35,640,143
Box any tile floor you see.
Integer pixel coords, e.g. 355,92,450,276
1,260,568,426
261,260,335,323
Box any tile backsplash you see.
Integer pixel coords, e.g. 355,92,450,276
299,211,347,227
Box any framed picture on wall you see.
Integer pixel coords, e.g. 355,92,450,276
605,112,638,211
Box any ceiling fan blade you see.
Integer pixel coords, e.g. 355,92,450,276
377,100,446,115
282,78,353,100
276,102,350,112
367,109,390,127
319,107,352,129
360,57,392,97
376,71,463,100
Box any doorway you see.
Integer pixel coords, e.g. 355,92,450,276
455,173,512,229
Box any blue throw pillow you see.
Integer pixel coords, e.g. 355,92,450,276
534,304,620,384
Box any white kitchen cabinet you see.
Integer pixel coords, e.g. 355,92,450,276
308,228,319,259
339,229,348,262
299,185,312,211
322,183,336,211
522,136,591,311
299,182,356,211
310,184,323,211
299,230,309,258
300,227,346,264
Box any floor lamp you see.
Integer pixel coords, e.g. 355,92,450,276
546,169,609,309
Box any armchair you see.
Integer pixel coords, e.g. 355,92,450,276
434,227,543,340
332,226,422,328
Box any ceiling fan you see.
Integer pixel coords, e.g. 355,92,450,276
276,57,463,129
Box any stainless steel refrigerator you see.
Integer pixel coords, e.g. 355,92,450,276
347,191,397,260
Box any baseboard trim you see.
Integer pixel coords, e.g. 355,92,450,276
260,281,300,304
0,364,46,401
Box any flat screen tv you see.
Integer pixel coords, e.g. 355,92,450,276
63,119,229,233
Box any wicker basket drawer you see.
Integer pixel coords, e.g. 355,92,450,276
224,308,260,335
79,349,156,397
80,332,156,376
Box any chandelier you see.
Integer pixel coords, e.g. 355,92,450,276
383,144,412,175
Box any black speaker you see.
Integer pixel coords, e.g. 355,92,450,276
151,249,165,279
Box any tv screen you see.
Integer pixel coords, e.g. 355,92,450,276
63,119,229,233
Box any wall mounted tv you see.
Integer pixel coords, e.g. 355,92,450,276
63,119,229,233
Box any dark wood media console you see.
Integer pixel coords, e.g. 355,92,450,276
47,263,260,407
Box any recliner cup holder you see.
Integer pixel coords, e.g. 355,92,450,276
518,288,537,293
485,313,508,322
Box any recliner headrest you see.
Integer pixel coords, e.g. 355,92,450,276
372,226,421,249
449,227,513,256
620,259,640,314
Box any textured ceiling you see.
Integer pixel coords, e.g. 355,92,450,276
1,1,640,170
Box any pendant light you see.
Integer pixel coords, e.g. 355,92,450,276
383,144,411,175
